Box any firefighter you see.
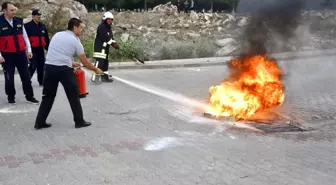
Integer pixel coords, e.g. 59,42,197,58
34,18,104,130
0,2,39,104
92,11,119,83
24,9,50,86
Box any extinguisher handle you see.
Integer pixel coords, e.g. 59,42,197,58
74,64,84,70
73,62,83,70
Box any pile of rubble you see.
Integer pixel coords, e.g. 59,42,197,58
151,2,178,16
3,0,95,38
106,8,336,57
112,11,246,37
9,0,335,58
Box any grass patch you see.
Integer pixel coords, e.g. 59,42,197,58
81,39,94,58
109,38,146,62
79,37,146,62
78,37,218,62
149,39,219,60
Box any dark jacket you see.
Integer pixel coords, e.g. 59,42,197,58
93,20,115,60
24,20,50,50
0,15,26,53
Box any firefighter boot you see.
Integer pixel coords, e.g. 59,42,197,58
101,74,113,82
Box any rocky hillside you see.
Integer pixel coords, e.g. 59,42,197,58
2,0,95,38
5,1,336,61
91,7,336,60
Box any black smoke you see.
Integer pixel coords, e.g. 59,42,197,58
241,0,305,56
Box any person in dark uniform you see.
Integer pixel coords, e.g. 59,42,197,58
184,0,189,13
0,2,39,104
34,18,104,130
177,0,181,13
92,11,119,83
24,9,50,86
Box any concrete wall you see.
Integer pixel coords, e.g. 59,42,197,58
237,0,336,13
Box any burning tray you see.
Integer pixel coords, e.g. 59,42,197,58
203,111,306,133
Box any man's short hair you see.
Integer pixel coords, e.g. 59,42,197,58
67,18,82,31
1,2,12,10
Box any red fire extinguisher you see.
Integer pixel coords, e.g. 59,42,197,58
75,67,89,98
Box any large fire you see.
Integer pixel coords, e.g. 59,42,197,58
206,55,285,120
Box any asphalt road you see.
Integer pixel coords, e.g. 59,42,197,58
0,55,335,185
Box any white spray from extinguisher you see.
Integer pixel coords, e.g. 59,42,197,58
81,68,261,132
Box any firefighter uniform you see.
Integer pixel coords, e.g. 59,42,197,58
24,10,50,86
0,14,38,104
93,12,118,82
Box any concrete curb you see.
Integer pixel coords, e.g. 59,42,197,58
108,49,336,70
0,49,335,74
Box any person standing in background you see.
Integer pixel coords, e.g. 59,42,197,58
92,12,119,83
0,2,39,104
190,0,194,12
184,0,189,13
25,9,50,86
177,0,181,13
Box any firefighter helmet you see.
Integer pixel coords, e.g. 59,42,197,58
102,12,114,20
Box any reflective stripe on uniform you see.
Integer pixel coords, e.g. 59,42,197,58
107,39,116,45
101,42,107,54
93,52,106,59
92,33,106,59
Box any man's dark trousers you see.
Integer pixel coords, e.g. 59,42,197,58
1,51,35,101
35,64,85,125
29,47,45,85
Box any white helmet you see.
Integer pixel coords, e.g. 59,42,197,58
102,12,114,20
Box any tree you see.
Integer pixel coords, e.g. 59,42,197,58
321,0,333,7
216,0,239,12
76,0,240,12
82,0,108,5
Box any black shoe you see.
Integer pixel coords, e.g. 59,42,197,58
75,121,92,128
34,123,52,130
27,97,39,104
102,79,113,83
101,74,113,83
8,99,15,104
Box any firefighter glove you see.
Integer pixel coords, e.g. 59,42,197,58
112,42,119,49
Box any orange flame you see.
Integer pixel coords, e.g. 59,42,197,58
206,55,285,120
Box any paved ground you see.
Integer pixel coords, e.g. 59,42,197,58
0,56,335,185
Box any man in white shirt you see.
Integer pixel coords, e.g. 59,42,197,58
34,18,103,130
0,2,38,104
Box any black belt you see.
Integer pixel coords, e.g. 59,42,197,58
45,64,73,72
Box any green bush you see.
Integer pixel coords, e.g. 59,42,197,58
109,38,146,62
79,37,218,62
81,39,94,58
157,41,195,60
80,37,146,62
195,39,219,58
150,38,219,60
